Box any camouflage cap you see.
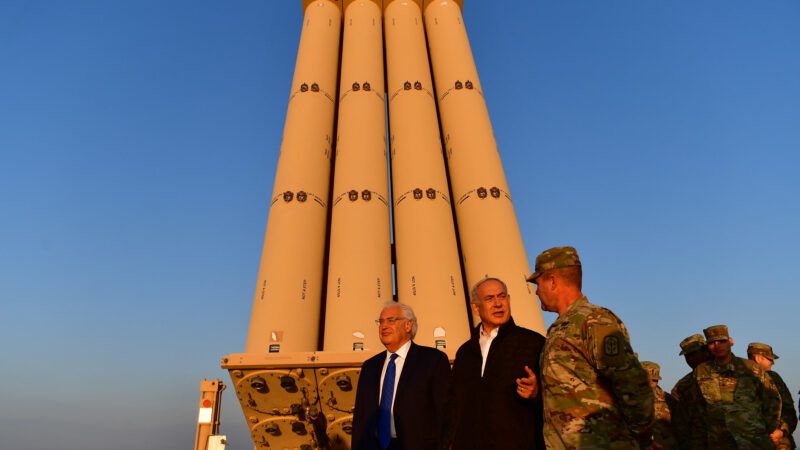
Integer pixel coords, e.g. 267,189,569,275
703,324,730,343
641,361,661,380
679,333,706,355
747,342,779,360
526,246,581,282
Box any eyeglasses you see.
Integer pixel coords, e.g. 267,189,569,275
375,317,406,326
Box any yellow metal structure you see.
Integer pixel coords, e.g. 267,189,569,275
225,1,547,448
245,0,342,354
323,0,392,353
384,0,469,350
223,351,371,450
423,0,546,333
193,379,226,450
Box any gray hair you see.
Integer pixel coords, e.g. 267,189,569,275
380,301,418,339
470,277,508,304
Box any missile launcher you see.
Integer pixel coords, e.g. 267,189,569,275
221,1,544,448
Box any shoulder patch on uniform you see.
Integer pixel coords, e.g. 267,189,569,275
592,325,629,369
604,334,621,356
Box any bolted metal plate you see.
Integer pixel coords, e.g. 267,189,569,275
251,416,316,450
326,415,355,450
224,354,370,449
233,368,319,415
316,367,361,419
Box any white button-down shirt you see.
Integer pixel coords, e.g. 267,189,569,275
378,339,411,438
478,325,499,376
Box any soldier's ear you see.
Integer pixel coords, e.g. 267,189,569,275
729,338,734,346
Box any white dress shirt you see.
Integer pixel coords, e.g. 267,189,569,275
478,325,499,376
378,339,411,438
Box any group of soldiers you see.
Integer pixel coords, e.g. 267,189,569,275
642,328,797,449
350,246,797,449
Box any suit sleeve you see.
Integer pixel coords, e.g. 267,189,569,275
442,349,463,449
527,333,546,449
431,350,451,449
351,361,371,450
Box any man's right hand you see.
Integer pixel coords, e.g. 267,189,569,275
515,365,538,399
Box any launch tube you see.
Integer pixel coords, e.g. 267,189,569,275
323,0,393,352
424,0,546,333
384,0,470,350
245,0,342,353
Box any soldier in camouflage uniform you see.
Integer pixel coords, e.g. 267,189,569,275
670,334,711,449
642,362,678,449
527,246,656,449
685,325,781,449
748,342,796,449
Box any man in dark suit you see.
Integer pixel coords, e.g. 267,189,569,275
352,302,450,450
445,277,546,450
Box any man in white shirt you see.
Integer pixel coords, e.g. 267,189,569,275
352,302,450,450
445,277,546,450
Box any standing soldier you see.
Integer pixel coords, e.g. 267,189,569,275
687,325,781,449
528,246,656,449
642,362,678,449
748,342,797,449
671,334,712,449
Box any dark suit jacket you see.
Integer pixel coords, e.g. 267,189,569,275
445,317,546,450
351,341,451,450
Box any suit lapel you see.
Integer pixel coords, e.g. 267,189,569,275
369,351,387,407
394,341,416,400
482,319,514,380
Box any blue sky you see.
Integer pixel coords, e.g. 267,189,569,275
1,1,798,449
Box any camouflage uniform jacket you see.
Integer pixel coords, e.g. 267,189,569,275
768,370,796,449
671,372,708,449
690,356,781,449
540,296,655,449
653,386,678,449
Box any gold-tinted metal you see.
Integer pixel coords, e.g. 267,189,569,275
317,366,361,448
384,0,469,350
423,0,546,333
245,0,342,353
226,2,548,449
302,0,344,13
193,379,225,450
223,352,372,450
323,0,392,352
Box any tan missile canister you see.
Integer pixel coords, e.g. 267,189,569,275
384,0,470,350
423,0,546,333
323,0,393,352
245,0,342,353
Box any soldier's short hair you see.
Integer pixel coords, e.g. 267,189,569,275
549,266,582,290
380,301,418,339
470,277,508,304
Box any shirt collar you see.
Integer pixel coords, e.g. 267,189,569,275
566,295,588,313
558,295,588,319
711,354,737,372
387,339,412,360
479,324,499,338
549,296,588,331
